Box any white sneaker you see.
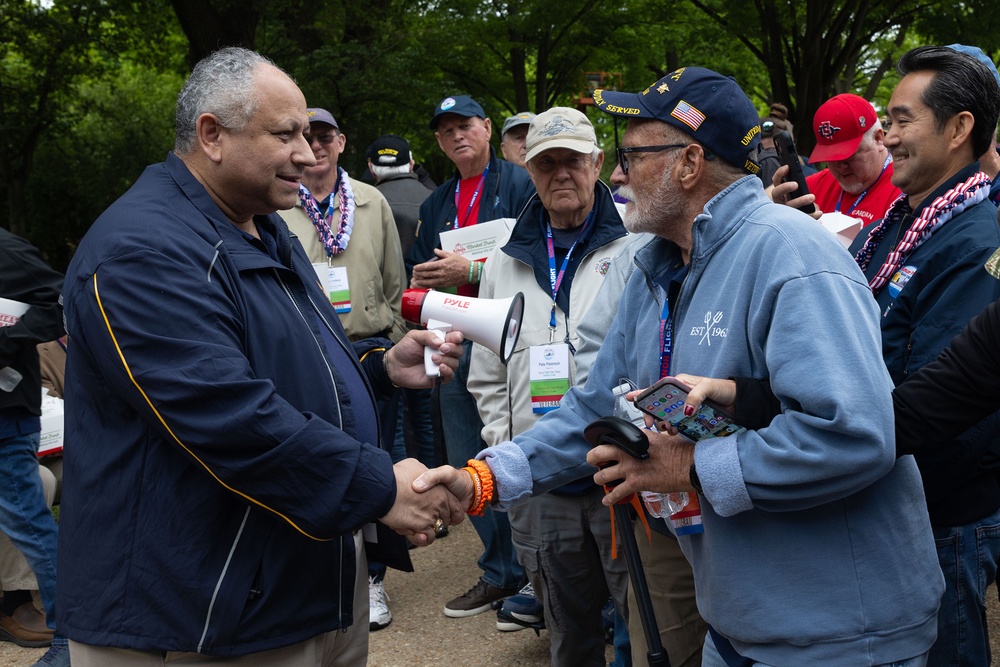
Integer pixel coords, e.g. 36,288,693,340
369,576,392,631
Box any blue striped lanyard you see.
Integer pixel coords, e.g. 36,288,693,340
658,299,673,380
545,210,594,330
451,165,489,230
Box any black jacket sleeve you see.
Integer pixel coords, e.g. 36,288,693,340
0,229,65,413
893,298,1000,454
733,376,782,431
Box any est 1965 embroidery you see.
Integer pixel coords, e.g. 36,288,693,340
689,311,727,345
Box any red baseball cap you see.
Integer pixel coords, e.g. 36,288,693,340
809,94,878,164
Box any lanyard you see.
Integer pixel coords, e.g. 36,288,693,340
545,210,594,332
658,298,673,380
835,154,892,214
451,165,489,230
657,266,686,379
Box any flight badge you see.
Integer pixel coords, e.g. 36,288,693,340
888,265,916,299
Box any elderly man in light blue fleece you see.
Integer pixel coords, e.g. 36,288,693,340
416,66,943,667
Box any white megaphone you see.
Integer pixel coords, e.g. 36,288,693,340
401,288,525,376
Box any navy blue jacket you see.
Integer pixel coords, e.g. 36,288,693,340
850,162,1000,526
406,147,534,274
59,153,398,654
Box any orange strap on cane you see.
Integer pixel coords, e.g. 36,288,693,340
603,486,653,559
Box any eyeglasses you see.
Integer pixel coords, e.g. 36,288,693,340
616,144,688,176
308,132,339,146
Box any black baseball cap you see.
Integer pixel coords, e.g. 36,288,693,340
367,135,412,167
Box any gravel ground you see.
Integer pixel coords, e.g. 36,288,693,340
2,521,996,666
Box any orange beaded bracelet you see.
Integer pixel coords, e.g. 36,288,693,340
462,466,482,513
463,459,495,516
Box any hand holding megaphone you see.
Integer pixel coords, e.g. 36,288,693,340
385,329,465,388
402,288,525,377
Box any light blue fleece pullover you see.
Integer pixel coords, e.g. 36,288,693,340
483,176,942,665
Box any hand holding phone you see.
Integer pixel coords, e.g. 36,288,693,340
634,377,745,442
772,130,816,214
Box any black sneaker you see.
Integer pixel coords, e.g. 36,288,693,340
496,607,545,635
443,578,519,618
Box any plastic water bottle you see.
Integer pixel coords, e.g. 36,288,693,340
0,367,23,392
611,382,676,519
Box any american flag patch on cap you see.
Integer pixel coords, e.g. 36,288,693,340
671,100,706,131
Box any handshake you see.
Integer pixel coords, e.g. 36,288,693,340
378,459,479,546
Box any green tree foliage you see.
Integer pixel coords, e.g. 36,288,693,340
1,0,184,265
684,0,947,153
4,0,994,264
27,62,183,269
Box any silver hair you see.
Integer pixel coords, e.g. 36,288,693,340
174,47,279,154
370,163,411,180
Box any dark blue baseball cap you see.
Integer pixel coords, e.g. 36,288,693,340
430,95,486,130
594,67,762,174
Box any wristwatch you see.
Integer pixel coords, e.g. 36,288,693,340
689,463,704,495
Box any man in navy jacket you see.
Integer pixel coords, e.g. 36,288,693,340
59,47,464,666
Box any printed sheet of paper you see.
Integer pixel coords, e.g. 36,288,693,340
439,218,516,261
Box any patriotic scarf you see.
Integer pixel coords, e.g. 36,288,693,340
298,167,356,256
854,171,991,295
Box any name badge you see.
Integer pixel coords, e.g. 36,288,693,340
529,343,569,413
313,263,351,313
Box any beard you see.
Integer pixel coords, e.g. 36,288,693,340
617,172,683,236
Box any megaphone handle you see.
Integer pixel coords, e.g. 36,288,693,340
424,319,452,377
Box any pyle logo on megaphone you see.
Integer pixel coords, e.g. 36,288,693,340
402,288,525,377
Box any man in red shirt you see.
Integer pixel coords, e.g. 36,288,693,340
806,94,901,227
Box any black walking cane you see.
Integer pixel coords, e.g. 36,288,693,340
584,416,671,667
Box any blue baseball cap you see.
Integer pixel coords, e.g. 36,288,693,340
594,67,762,174
429,95,486,130
306,108,339,129
946,44,1000,86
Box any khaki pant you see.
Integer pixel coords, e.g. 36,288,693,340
627,524,707,667
0,464,57,590
70,534,369,667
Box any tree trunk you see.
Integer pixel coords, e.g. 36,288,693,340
170,0,261,67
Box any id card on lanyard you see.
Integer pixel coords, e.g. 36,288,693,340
312,262,351,313
529,343,570,413
529,210,593,413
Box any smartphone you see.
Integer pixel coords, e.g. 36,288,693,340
633,377,745,442
772,130,816,214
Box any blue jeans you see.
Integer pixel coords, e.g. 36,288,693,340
0,430,59,629
610,607,632,667
702,631,929,667
439,340,522,589
394,388,436,467
929,505,1000,667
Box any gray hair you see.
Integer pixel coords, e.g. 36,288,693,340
857,124,881,150
370,163,411,180
174,47,278,154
